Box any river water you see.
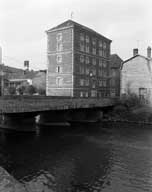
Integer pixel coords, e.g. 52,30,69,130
0,123,152,192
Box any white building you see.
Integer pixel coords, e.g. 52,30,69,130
121,47,152,103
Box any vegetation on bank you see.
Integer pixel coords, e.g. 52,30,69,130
107,93,152,123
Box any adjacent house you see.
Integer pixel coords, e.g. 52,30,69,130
110,54,123,97
46,20,112,97
121,47,152,103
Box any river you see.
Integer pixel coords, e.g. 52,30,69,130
0,123,152,192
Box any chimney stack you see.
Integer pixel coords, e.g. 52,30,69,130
133,48,138,56
147,46,151,58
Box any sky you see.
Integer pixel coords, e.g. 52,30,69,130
0,0,152,70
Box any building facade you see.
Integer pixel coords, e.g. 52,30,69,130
46,20,112,97
121,47,152,103
110,54,123,97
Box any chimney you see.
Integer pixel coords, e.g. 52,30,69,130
147,46,151,58
133,48,138,56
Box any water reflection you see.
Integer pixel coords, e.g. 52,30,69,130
0,124,152,191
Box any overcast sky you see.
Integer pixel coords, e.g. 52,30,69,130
0,0,152,70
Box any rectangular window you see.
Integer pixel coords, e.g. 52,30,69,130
80,66,85,74
103,42,107,49
85,79,89,86
86,56,90,64
86,35,90,43
56,55,62,63
80,42,85,52
92,38,96,46
92,80,96,88
80,55,84,63
56,33,62,41
98,68,102,77
80,79,84,86
92,68,96,76
56,66,62,73
86,44,90,53
99,40,103,48
99,49,102,56
57,42,63,52
99,59,102,67
92,48,96,55
99,80,102,87
80,91,84,97
85,92,89,97
56,77,63,86
91,90,97,97
103,80,107,87
80,33,85,41
86,67,89,75
92,58,96,65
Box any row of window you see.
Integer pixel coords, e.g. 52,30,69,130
80,90,108,98
79,79,107,87
79,65,107,77
80,33,107,49
80,43,107,57
80,55,107,67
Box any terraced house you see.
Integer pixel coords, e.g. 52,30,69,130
46,20,112,97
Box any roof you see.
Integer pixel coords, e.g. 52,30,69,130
47,20,112,42
110,54,123,68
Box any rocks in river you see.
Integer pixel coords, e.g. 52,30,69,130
0,166,26,192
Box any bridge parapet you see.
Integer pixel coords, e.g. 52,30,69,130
0,96,115,114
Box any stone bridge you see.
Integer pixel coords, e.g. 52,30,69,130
0,96,116,131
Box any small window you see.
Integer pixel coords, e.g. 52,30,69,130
56,77,63,86
56,66,62,73
86,45,90,53
86,56,89,64
103,42,107,49
85,92,89,97
56,33,62,41
86,67,89,75
56,55,62,63
92,58,96,65
80,42,85,52
85,79,89,86
80,55,84,63
91,90,97,97
92,38,96,46
57,42,63,52
99,59,102,66
80,79,84,86
99,40,103,48
103,80,107,87
86,35,90,43
80,66,85,74
80,33,85,41
99,49,102,56
80,91,83,97
92,48,96,55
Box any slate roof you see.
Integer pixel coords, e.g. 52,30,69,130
110,54,123,69
47,19,112,42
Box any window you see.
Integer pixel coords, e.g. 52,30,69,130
86,67,89,75
80,33,85,41
92,38,96,46
92,80,96,88
85,79,89,86
56,33,62,41
85,92,89,97
80,55,84,63
86,44,90,53
91,90,97,97
92,58,96,65
103,60,107,67
86,56,89,64
86,35,90,43
80,66,85,74
57,42,63,51
92,48,96,55
103,70,107,77
103,80,107,87
139,88,147,100
99,80,102,87
99,49,102,56
80,91,84,97
56,55,62,63
56,66,62,73
99,40,103,48
80,42,85,52
80,79,84,86
99,59,102,67
92,68,96,76
103,42,107,49
98,68,102,77
56,77,63,86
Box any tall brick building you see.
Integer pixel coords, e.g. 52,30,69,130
46,20,112,97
